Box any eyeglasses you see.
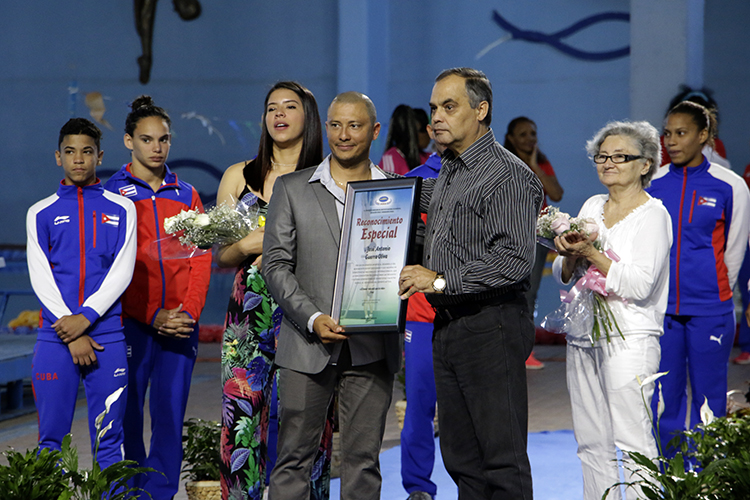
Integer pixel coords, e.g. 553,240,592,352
592,154,644,164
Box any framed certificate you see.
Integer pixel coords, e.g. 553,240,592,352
331,177,422,333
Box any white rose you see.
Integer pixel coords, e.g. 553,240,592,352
194,213,210,227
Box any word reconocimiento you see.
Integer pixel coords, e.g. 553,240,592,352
357,217,404,241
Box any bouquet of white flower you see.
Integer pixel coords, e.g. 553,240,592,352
163,200,265,250
537,206,622,344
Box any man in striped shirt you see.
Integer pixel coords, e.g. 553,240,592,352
399,67,543,499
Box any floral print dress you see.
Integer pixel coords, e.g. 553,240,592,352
220,191,333,500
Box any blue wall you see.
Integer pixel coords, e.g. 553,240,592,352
1,0,632,244
1,1,340,243
1,1,748,325
704,1,750,170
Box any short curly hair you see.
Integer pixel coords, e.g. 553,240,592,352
585,120,661,188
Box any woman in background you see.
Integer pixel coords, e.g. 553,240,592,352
505,116,564,369
647,100,750,457
379,104,430,175
214,81,332,500
660,86,730,168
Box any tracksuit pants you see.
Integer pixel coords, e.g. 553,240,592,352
652,313,734,457
401,321,437,497
32,337,129,469
122,318,199,500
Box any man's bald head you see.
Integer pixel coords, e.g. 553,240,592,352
328,91,377,125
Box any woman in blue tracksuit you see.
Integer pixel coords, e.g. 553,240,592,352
646,101,750,456
27,118,137,468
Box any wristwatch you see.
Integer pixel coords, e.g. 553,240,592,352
432,273,447,293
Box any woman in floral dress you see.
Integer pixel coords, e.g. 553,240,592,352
214,81,333,500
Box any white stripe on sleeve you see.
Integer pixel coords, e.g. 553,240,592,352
26,195,72,319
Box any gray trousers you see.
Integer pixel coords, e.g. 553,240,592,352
269,352,393,500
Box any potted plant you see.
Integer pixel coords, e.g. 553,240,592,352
0,446,68,499
0,385,154,500
605,378,750,499
182,418,221,500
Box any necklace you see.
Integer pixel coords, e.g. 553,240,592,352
332,176,346,188
271,159,297,168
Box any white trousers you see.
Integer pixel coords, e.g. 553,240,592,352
566,335,660,500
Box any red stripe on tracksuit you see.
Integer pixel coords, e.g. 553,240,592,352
712,213,731,301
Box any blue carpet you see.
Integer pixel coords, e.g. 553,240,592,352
330,430,584,499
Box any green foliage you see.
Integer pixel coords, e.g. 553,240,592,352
0,435,154,500
0,385,155,500
182,418,221,482
0,446,68,500
59,434,154,500
675,408,750,467
605,410,750,500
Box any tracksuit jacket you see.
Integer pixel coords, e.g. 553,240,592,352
647,157,750,316
104,163,211,324
27,180,137,341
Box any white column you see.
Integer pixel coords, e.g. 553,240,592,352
630,0,704,126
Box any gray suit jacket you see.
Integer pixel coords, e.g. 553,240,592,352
263,164,401,375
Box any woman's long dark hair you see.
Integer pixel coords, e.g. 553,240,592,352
503,116,548,165
244,81,323,194
384,104,421,171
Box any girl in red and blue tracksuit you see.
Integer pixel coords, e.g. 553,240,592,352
104,96,211,500
646,101,750,457
27,118,137,469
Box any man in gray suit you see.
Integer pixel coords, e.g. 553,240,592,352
264,91,401,500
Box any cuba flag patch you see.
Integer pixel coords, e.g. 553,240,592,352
119,185,137,198
102,213,120,226
698,196,717,208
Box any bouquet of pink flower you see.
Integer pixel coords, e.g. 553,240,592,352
536,206,599,250
537,206,622,344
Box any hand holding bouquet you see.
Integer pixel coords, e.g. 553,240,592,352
536,206,599,250
538,206,622,344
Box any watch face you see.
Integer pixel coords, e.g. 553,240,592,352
434,277,446,291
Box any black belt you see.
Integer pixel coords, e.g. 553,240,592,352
433,291,521,323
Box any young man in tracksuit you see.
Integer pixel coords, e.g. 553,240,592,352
27,118,136,468
104,96,211,499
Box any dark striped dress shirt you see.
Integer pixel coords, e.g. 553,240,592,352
422,130,544,306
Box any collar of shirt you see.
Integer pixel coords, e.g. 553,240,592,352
441,129,496,172
309,155,387,222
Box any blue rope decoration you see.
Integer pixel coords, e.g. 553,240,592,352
487,10,630,61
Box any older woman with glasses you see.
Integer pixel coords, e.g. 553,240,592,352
552,121,672,500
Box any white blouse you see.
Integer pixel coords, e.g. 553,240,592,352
552,194,673,345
